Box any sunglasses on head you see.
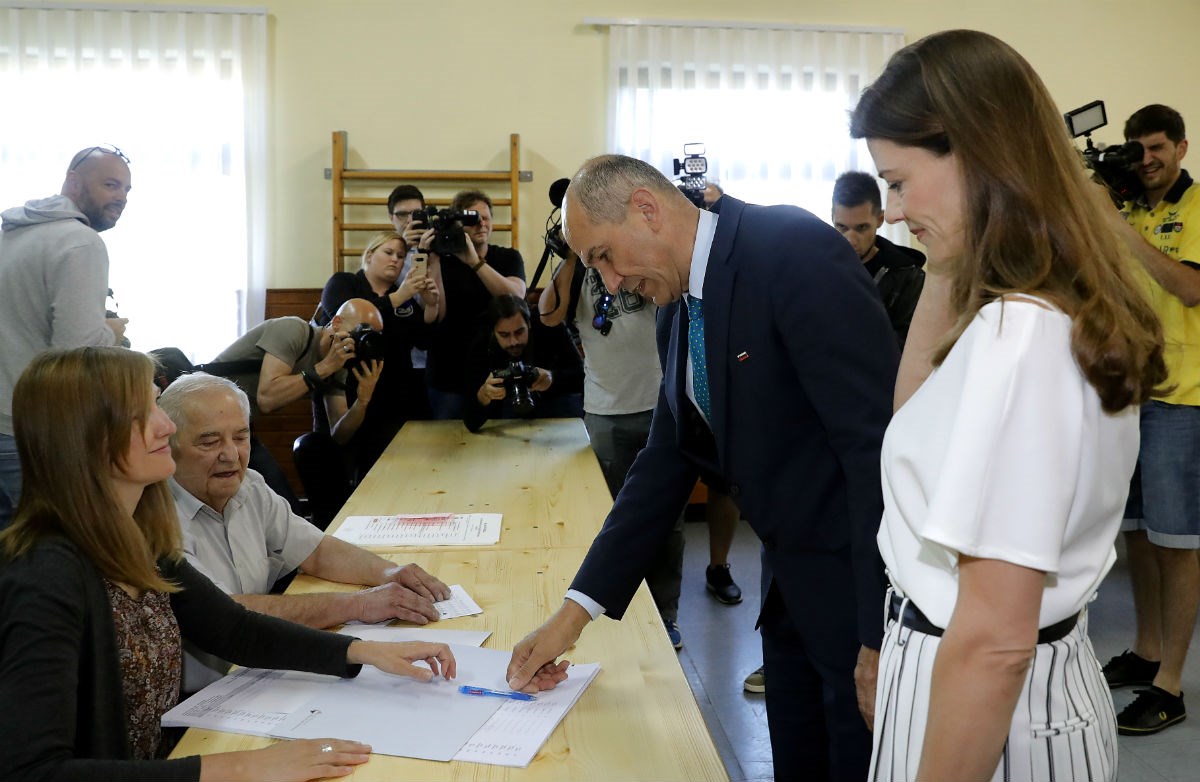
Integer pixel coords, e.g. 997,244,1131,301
69,144,130,172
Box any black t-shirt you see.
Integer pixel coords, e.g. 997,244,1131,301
427,244,526,391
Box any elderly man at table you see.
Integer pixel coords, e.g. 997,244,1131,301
506,155,897,782
158,372,451,630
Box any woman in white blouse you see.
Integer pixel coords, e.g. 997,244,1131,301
849,30,1168,782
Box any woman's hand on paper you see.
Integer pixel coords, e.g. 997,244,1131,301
347,640,456,682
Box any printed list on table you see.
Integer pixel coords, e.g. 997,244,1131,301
331,513,502,546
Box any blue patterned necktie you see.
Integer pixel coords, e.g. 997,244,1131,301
686,294,712,420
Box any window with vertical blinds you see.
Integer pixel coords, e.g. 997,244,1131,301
0,4,267,361
606,23,906,233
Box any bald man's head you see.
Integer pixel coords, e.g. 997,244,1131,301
334,298,384,332
61,147,131,232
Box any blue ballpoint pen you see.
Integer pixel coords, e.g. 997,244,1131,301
458,685,537,701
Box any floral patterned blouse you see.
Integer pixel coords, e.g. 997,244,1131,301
103,580,182,760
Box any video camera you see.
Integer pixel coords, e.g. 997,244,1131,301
544,178,571,260
411,206,481,257
1064,100,1145,202
492,359,539,417
673,142,708,208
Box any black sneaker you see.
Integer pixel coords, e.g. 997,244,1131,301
705,564,743,605
1102,650,1160,688
1117,686,1186,735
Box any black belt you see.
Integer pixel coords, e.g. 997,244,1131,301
888,593,1079,645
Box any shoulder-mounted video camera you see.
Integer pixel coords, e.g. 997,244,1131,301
1065,100,1144,203
412,206,481,257
543,178,571,260
673,142,708,208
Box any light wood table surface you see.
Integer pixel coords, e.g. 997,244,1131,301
171,419,729,781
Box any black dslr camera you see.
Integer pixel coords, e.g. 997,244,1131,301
345,323,385,370
492,360,540,417
411,206,481,257
673,142,708,208
1064,100,1145,202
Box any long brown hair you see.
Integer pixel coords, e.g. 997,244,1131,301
0,347,181,592
850,29,1166,411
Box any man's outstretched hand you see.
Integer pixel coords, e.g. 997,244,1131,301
506,601,591,692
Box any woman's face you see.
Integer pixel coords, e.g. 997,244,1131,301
364,238,405,286
112,386,177,491
866,139,965,266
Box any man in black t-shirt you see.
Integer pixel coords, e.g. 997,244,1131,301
463,294,582,433
832,171,926,348
422,189,527,418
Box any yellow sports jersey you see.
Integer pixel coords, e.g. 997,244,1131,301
1123,170,1200,405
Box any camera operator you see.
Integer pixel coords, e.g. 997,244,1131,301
1099,104,1200,736
463,294,581,433
420,190,527,420
207,298,384,510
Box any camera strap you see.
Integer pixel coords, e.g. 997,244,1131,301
194,324,318,380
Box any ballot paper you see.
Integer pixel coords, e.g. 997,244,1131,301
163,628,602,766
454,662,602,767
332,513,502,546
342,584,482,624
435,584,483,619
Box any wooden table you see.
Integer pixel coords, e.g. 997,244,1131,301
172,419,729,782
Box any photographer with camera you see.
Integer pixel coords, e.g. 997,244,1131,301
315,231,439,477
1097,104,1200,736
418,190,527,419
205,298,384,512
386,184,435,412
463,294,582,433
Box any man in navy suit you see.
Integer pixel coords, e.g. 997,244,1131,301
507,155,898,780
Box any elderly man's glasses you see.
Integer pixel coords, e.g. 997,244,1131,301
69,144,130,172
592,293,614,336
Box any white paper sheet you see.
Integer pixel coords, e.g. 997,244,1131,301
435,584,483,619
331,513,502,546
337,624,491,646
341,584,483,625
454,663,602,767
163,629,491,742
281,644,507,761
163,632,600,766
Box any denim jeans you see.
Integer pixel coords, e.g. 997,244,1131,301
0,433,22,529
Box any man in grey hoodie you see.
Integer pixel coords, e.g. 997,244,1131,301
0,146,132,527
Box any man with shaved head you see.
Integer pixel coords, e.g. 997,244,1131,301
0,145,133,527
207,297,385,506
507,154,899,781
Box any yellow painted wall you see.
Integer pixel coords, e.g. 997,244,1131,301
47,0,1200,287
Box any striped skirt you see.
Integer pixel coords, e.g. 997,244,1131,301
869,605,1117,782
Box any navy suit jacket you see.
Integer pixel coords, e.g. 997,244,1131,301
570,196,899,647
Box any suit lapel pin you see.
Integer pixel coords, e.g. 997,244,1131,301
736,351,750,362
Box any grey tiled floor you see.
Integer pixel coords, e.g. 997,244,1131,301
675,519,1200,782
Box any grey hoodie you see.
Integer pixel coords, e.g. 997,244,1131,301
0,195,117,434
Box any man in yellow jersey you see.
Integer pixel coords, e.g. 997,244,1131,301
1104,104,1200,735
